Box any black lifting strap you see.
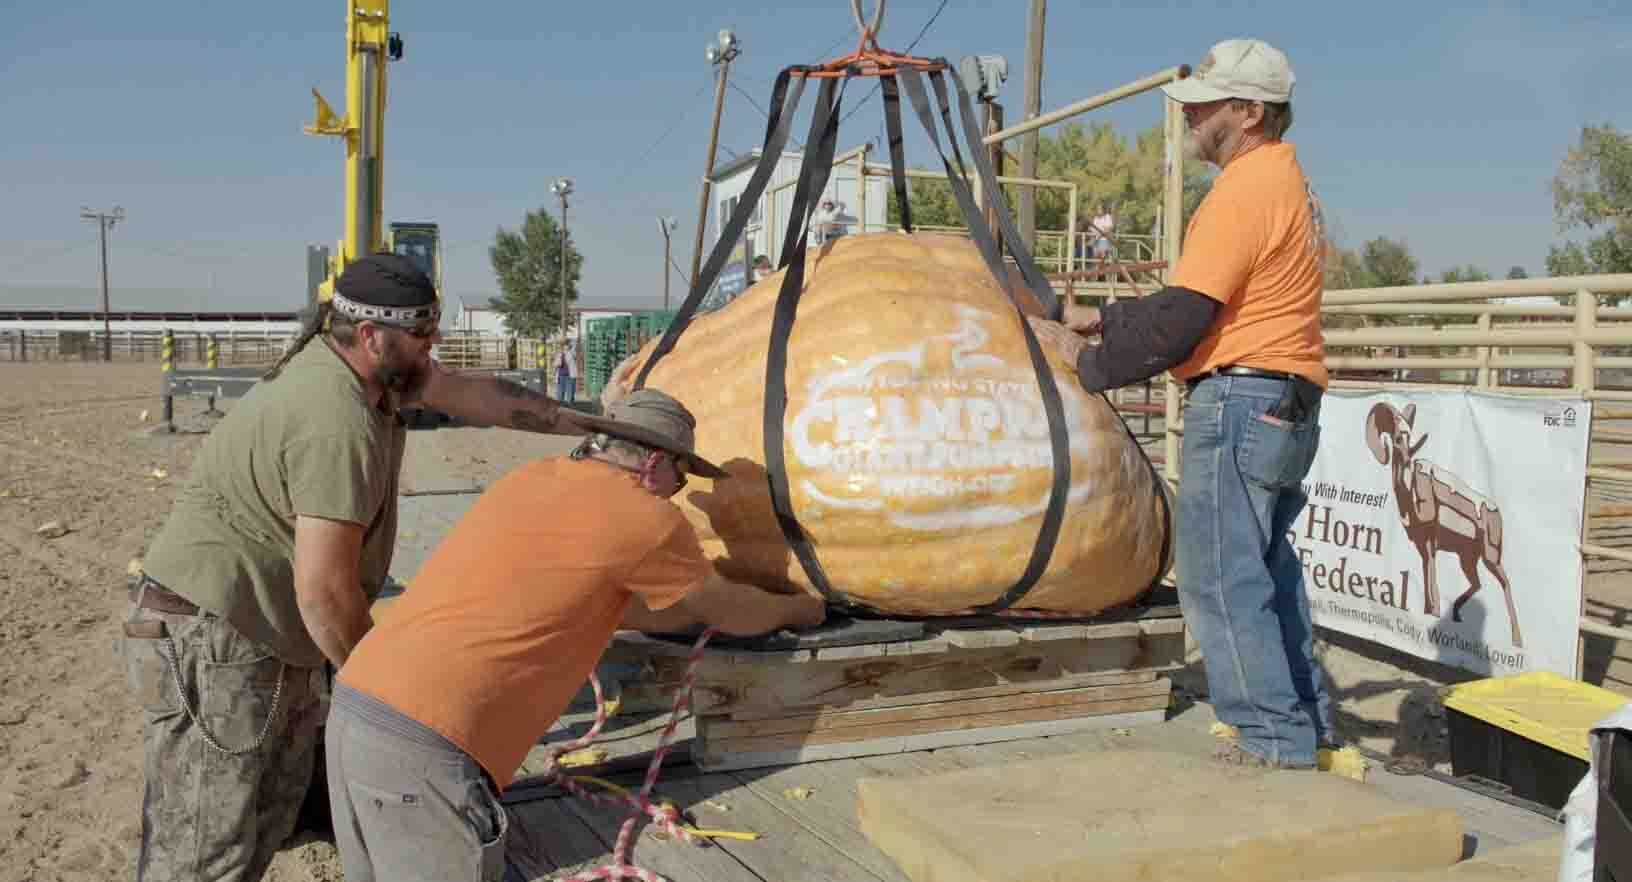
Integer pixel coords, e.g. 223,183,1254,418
936,68,1058,316
895,66,1072,614
941,67,1172,598
879,75,913,234
762,74,856,608
634,69,808,390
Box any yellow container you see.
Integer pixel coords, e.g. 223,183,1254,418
1441,671,1628,810
1442,671,1626,762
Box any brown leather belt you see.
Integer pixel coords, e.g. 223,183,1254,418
130,574,200,617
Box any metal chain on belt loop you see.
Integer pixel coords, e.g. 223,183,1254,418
545,627,723,882
158,630,286,757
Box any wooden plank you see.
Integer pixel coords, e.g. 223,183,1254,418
503,798,608,880
652,773,886,882
503,806,557,881
1363,768,1564,852
706,680,1172,739
724,758,916,882
1138,617,1186,636
881,637,952,656
1018,624,1093,641
696,709,1170,772
928,726,1108,766
600,618,1184,709
685,630,1184,716
1020,622,1140,641
813,643,893,661
721,669,1159,722
943,628,1022,649
557,772,765,882
704,691,1172,754
1043,699,1222,753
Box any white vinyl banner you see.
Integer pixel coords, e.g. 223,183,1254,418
1293,390,1590,677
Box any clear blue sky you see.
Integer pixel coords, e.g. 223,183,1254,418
2,0,1628,313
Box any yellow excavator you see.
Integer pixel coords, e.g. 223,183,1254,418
304,0,442,302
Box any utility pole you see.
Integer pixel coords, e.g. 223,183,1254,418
658,216,678,310
80,205,125,362
550,178,574,341
1018,0,1046,250
691,28,741,292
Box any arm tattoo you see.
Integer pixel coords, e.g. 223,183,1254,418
486,377,563,432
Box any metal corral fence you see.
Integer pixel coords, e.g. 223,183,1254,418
1,329,297,365
0,329,588,373
1146,273,1632,662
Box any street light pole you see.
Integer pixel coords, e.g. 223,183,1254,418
657,216,677,310
80,205,124,362
690,28,740,294
550,178,574,341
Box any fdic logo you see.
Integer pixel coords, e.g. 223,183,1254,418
1543,407,1578,428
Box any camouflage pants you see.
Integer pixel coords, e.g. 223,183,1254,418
123,599,327,882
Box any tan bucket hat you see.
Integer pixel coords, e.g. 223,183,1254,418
576,388,729,479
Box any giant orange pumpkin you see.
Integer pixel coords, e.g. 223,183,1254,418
603,232,1171,616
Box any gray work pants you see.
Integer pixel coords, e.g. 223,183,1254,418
325,684,509,882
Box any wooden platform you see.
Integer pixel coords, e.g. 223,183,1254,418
594,616,1185,772
499,703,1565,882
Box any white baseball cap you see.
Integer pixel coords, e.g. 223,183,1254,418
1161,39,1295,104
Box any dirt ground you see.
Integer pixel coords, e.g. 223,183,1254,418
1,362,1626,881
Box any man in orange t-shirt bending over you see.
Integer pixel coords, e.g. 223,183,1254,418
326,389,826,882
1030,39,1335,770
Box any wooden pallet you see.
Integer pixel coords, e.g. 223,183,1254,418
601,617,1185,773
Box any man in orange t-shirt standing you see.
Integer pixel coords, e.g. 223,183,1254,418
324,389,826,882
1030,39,1335,770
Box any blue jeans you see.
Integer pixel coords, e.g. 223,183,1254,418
1176,374,1336,767
556,375,576,403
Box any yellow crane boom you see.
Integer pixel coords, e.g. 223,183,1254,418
304,0,439,303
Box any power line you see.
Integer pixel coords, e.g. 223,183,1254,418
728,79,805,150
609,71,719,192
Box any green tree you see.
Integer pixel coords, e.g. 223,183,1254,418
1548,124,1632,277
1506,265,1529,280
883,120,1214,252
1438,265,1492,283
1031,120,1213,238
1359,237,1419,287
1323,238,1374,290
488,206,583,338
886,175,963,228
1547,239,1632,305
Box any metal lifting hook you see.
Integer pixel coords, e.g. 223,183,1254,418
849,0,886,43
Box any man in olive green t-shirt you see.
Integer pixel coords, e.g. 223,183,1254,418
123,252,596,882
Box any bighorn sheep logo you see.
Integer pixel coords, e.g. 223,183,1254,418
1365,402,1522,648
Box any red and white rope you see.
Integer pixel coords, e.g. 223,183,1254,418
543,627,719,882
